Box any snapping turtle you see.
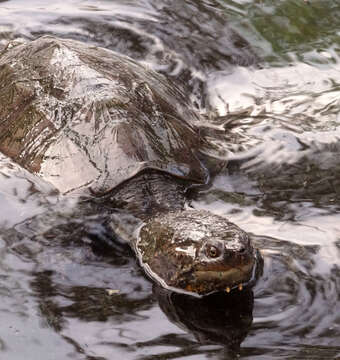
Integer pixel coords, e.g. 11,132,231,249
0,36,261,296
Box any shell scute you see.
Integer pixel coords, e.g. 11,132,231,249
0,36,208,194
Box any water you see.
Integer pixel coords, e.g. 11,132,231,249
0,0,339,359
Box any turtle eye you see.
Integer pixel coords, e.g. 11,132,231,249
207,245,220,258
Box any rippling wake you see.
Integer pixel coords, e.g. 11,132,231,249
0,0,339,359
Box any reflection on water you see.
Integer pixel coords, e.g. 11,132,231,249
156,286,254,349
0,0,339,359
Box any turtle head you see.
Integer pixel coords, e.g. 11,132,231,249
135,210,261,296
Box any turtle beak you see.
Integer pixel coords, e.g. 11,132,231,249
188,246,259,295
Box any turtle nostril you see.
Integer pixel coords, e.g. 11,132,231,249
239,246,246,254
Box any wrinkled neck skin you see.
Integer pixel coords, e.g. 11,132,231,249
110,170,189,221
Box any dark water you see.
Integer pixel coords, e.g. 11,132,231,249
0,0,339,359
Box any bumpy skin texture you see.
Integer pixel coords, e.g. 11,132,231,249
0,36,261,296
137,209,259,295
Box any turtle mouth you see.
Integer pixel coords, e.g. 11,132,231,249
193,261,255,293
138,250,261,297
187,250,261,295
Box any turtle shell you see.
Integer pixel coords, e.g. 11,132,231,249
0,36,208,195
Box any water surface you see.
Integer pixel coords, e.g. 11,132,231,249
0,0,339,359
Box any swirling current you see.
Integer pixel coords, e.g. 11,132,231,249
0,0,339,359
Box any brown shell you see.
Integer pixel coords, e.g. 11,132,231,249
0,36,208,194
